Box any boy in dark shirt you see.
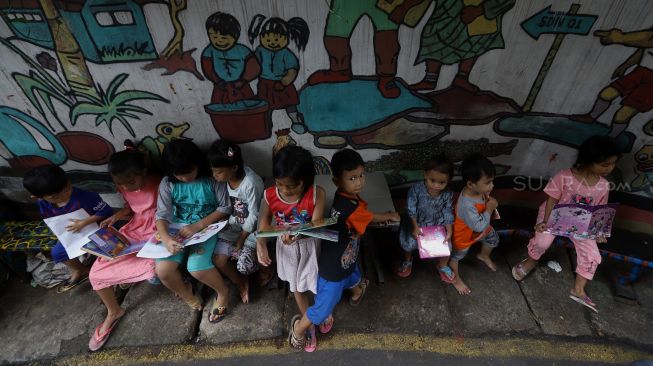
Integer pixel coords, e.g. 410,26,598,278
287,149,399,351
23,165,112,293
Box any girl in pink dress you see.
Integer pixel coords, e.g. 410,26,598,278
511,136,621,313
88,150,160,351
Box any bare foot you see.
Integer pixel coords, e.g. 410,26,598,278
99,308,125,334
453,277,471,295
476,254,497,272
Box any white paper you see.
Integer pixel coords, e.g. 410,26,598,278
137,221,228,259
43,209,99,259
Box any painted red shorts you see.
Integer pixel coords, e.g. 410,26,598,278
610,66,653,112
256,78,299,110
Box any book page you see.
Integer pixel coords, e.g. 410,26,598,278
587,205,617,239
137,221,227,258
43,209,99,259
417,225,450,259
545,204,592,238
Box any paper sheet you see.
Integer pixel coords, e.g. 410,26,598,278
43,209,99,259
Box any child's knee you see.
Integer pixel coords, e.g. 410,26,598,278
190,268,215,282
213,254,228,268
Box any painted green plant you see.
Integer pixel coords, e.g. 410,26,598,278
0,37,74,130
70,73,170,137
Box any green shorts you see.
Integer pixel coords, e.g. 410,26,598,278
156,236,217,272
325,0,398,37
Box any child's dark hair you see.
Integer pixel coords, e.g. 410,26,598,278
575,135,621,169
108,150,147,178
273,146,314,194
208,139,245,179
331,149,365,179
425,154,454,178
23,165,68,197
460,153,496,184
206,12,241,40
162,140,212,182
247,15,310,51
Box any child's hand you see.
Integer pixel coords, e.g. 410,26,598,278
281,232,297,245
100,215,118,228
66,219,87,233
163,237,183,254
386,212,400,222
178,223,201,239
596,236,608,244
534,222,547,233
234,238,245,252
412,226,422,240
257,242,272,266
485,196,499,212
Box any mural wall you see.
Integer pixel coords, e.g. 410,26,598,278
1,0,653,200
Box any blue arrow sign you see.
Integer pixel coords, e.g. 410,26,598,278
521,5,597,40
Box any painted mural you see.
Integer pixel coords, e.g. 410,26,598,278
0,0,652,202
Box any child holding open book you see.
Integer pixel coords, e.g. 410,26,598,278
397,154,455,282
512,136,620,312
88,148,160,351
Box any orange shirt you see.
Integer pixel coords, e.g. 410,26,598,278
452,201,487,250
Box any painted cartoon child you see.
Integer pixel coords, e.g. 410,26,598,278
201,12,261,104
248,15,310,134
573,27,653,141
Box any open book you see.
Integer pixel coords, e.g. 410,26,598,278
81,227,144,260
256,217,338,242
417,225,450,259
545,203,618,240
137,221,228,259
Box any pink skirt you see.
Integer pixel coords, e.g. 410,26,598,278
89,254,155,290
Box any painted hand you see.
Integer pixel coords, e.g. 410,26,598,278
594,29,623,45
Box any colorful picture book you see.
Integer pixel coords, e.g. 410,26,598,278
256,217,338,241
416,225,450,259
137,221,228,259
81,227,144,260
545,203,618,240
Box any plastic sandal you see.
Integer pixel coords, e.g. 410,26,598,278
304,326,317,352
438,266,456,284
88,316,122,351
569,294,598,313
349,278,369,306
511,259,533,281
56,275,88,293
209,295,228,323
318,315,334,334
396,260,413,278
287,314,305,351
184,291,203,311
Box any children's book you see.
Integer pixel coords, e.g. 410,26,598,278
256,217,338,239
545,203,618,240
80,226,145,260
300,227,339,242
417,225,450,259
43,209,99,259
137,221,228,259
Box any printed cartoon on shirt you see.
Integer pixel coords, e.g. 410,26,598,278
231,197,249,225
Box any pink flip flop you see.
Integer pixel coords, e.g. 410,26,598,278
319,315,334,334
88,316,122,351
438,266,456,284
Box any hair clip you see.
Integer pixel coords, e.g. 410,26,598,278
227,147,234,158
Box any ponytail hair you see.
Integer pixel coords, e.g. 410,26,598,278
248,15,309,51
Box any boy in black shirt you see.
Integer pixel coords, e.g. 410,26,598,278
288,149,400,351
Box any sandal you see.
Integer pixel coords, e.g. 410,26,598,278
57,275,88,293
287,314,304,351
88,315,122,351
183,291,203,311
396,260,412,278
349,278,369,306
319,315,334,334
511,259,534,281
438,266,456,284
569,293,598,313
304,325,317,352
209,295,228,323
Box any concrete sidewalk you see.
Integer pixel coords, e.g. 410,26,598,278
0,233,652,364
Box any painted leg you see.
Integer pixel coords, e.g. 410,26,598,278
307,36,352,85
452,57,480,92
374,30,401,98
409,60,442,91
